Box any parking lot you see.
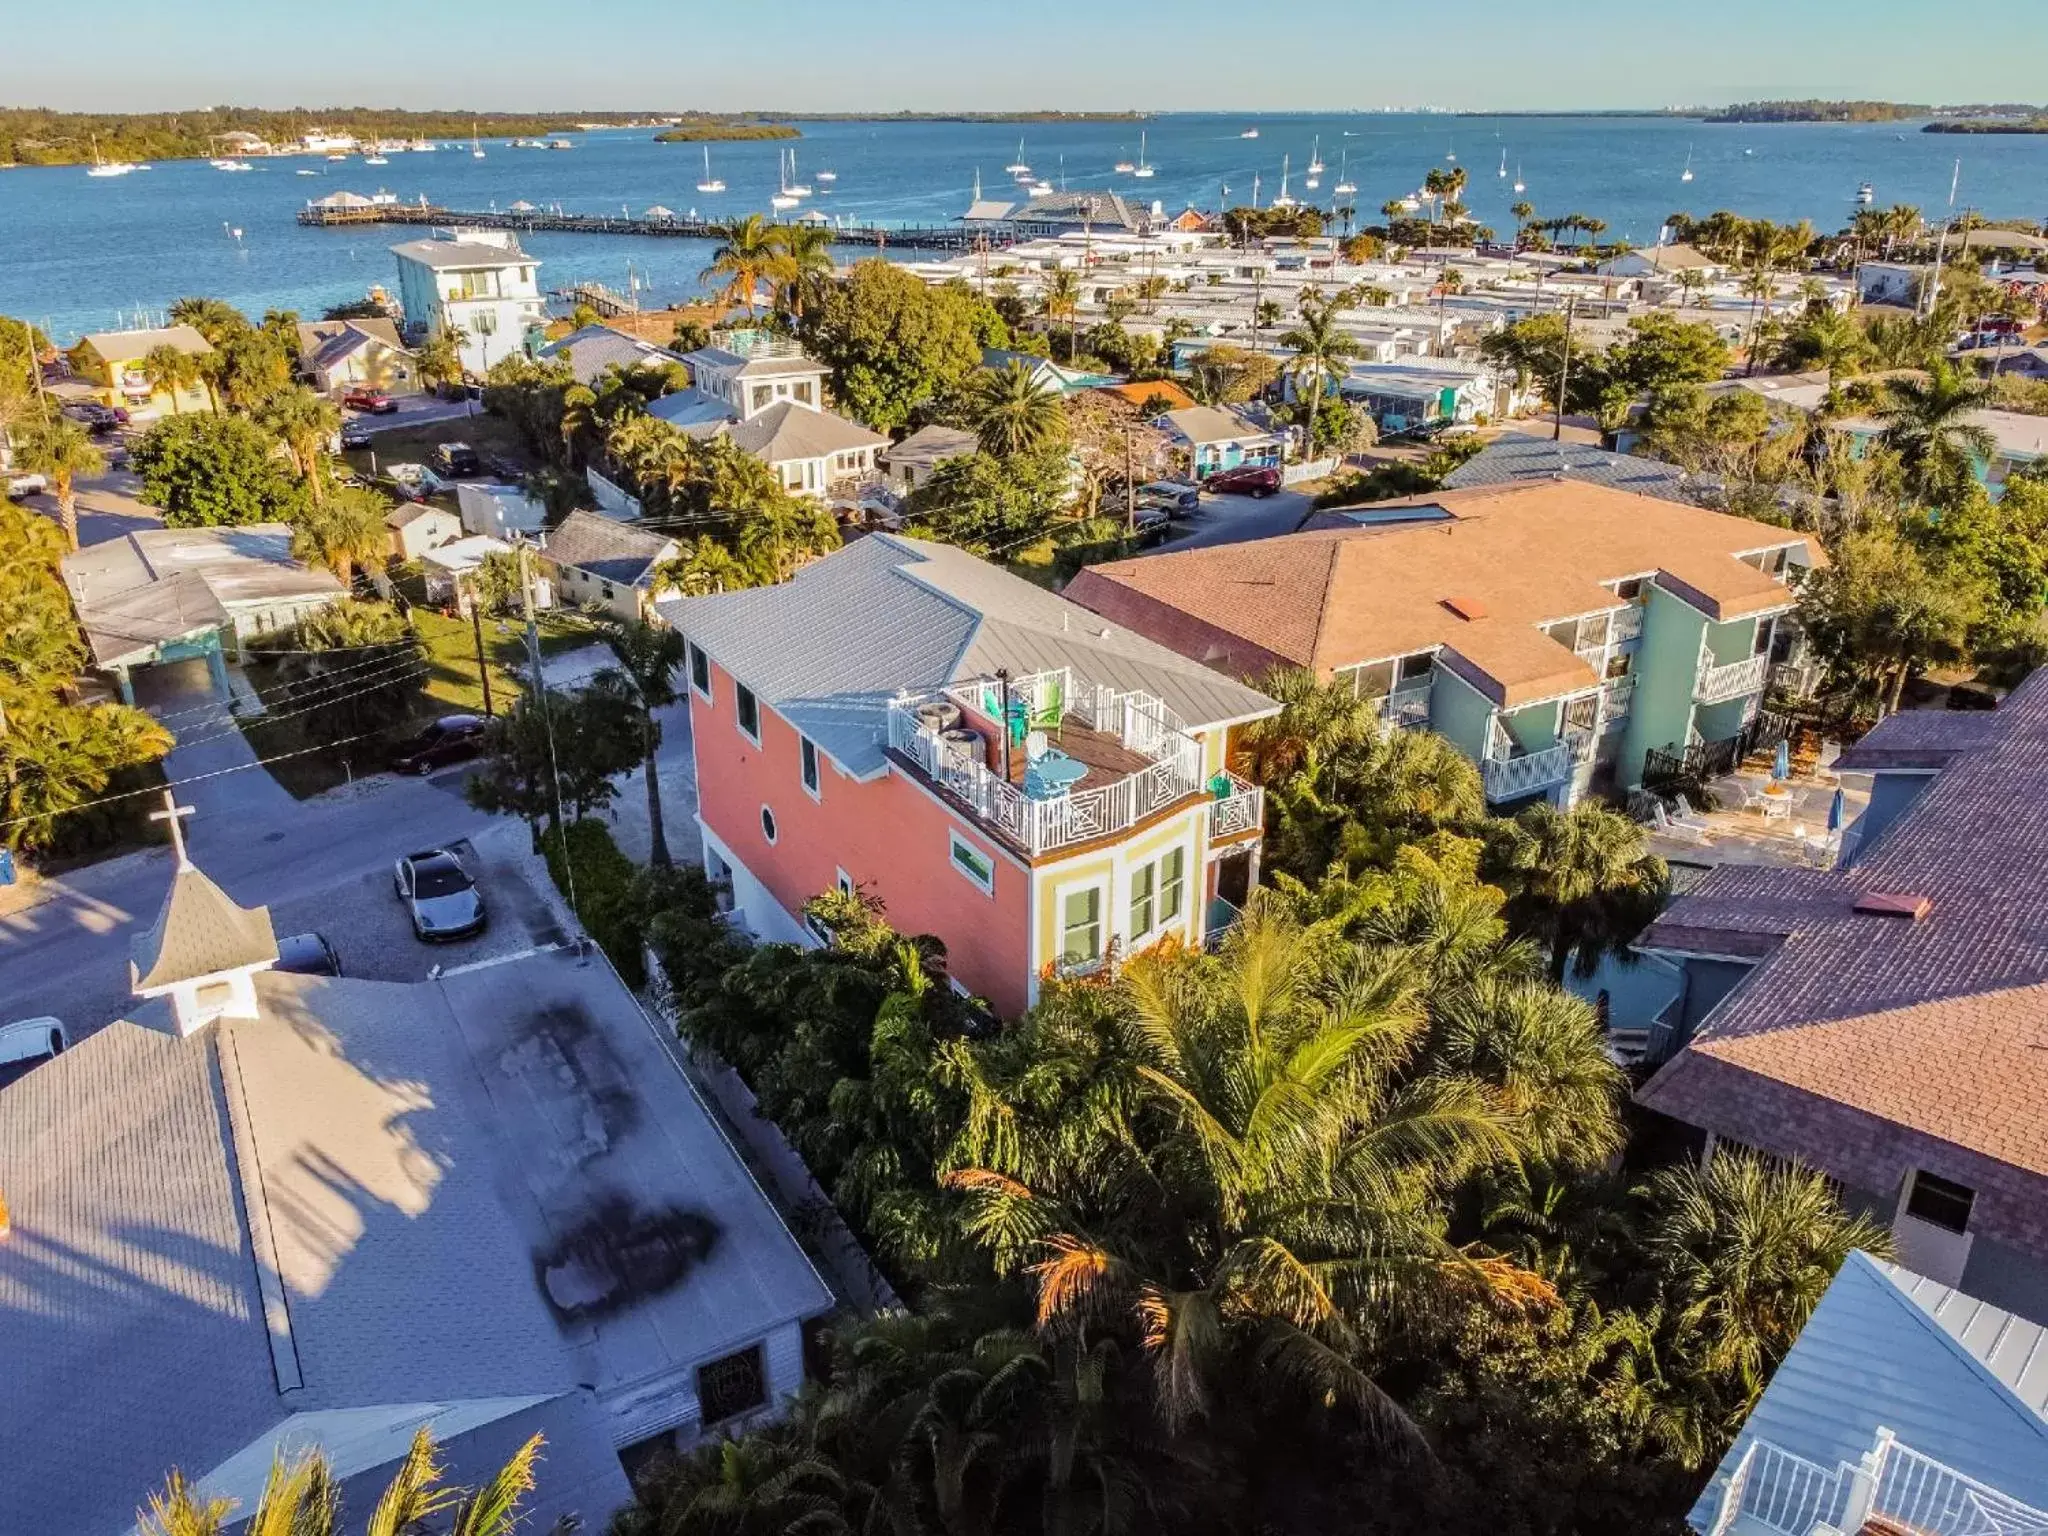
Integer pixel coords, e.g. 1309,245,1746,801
267,827,566,986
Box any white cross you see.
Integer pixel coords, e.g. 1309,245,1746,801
149,789,196,871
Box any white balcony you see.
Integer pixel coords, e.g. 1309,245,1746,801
1602,676,1637,719
1706,1430,2048,1536
886,669,1209,857
1209,772,1264,839
1483,740,1574,802
1375,686,1433,732
1611,605,1645,643
1696,651,1771,705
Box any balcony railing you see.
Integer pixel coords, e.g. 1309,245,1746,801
1209,772,1264,839
1612,605,1645,643
1707,1430,2048,1536
1602,675,1636,719
1375,686,1433,732
1695,651,1771,705
1481,729,1593,803
885,670,1208,857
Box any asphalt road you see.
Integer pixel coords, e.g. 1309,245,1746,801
1155,486,1315,552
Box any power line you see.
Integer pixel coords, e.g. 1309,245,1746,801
149,655,432,750
162,662,429,753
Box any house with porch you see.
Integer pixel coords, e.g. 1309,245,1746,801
71,324,215,420
1635,671,2048,1325
1153,405,1285,480
656,535,1277,1019
61,526,345,702
389,229,545,375
1065,480,1821,810
539,509,679,621
295,317,417,397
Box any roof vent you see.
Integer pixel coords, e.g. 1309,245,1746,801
1853,892,1933,920
1442,596,1488,621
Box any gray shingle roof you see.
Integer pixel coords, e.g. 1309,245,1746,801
540,509,675,587
1442,431,1699,501
658,534,1276,775
537,324,686,387
712,401,886,465
1686,1253,2048,1533
883,424,978,472
131,865,279,990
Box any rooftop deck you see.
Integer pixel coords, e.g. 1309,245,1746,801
1645,762,1870,871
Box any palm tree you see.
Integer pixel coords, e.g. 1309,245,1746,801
701,214,789,318
138,1428,545,1536
258,384,342,502
592,616,688,867
1488,802,1668,981
138,343,202,415
965,361,1065,458
774,223,837,321
1877,360,1996,498
1641,1150,1891,1403
1508,200,1534,246
1882,203,1922,258
1278,298,1360,459
1774,305,1869,390
289,483,389,583
17,410,105,550
1040,268,1082,363
415,326,467,393
165,295,245,346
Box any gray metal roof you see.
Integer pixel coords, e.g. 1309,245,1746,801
537,324,687,387
540,509,675,586
131,865,279,991
1443,432,1700,502
389,237,534,271
1687,1253,2048,1531
658,534,1276,776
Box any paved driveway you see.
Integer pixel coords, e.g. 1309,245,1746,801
135,659,298,823
1154,487,1315,552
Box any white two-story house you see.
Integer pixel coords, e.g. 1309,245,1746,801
390,229,545,376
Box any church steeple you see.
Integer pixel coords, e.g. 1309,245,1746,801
129,791,279,1037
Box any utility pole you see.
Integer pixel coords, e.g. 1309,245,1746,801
470,595,495,716
1553,293,1578,443
1124,425,1137,534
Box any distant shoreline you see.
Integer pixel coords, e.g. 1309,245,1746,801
654,123,801,142
1925,119,2048,135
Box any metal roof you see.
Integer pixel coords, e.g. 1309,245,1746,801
1442,432,1699,502
1687,1253,2048,1532
658,534,1276,777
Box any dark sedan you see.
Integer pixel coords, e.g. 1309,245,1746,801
1203,463,1284,498
391,714,488,774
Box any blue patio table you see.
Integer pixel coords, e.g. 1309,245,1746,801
1023,749,1088,801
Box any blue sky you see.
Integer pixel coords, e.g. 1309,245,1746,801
10,0,2045,113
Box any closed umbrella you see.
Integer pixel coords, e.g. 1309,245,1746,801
1772,738,1790,781
1827,786,1845,832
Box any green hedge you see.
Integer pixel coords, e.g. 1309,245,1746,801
541,819,647,986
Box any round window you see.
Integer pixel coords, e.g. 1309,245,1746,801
760,805,778,844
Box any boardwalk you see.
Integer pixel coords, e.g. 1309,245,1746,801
297,200,998,251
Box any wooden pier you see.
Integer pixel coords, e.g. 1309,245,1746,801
297,200,995,251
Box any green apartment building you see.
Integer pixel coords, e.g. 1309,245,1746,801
1067,481,1822,809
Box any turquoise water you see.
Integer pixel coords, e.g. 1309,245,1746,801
5,113,2045,343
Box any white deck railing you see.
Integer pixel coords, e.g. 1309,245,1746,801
1696,652,1771,705
1376,686,1433,733
1482,740,1575,802
1612,605,1645,643
1210,772,1264,839
1708,1429,2048,1536
887,670,1208,856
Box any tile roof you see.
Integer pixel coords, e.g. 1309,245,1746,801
1070,481,1811,705
1685,1253,2048,1534
1639,674,2048,1242
658,534,1276,776
1093,379,1197,412
540,509,675,586
130,865,279,991
1442,431,1699,501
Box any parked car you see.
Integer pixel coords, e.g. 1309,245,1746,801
0,1016,68,1090
391,714,488,774
432,441,481,478
5,472,48,501
1204,463,1284,498
340,421,375,449
393,848,487,942
343,388,398,414
1135,480,1202,517
61,402,120,435
273,931,341,977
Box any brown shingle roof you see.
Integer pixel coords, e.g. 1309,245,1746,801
1639,674,2048,1235
1070,481,1813,705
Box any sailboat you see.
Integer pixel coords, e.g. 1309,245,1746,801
696,146,725,193
1680,145,1694,183
1240,126,1260,139
86,137,137,177
784,148,811,197
1512,163,1525,194
1445,137,1456,163
470,123,485,159
1498,147,1508,178
1004,138,1030,175
363,149,389,165
1114,144,1136,173
1132,129,1154,178
771,149,801,210
1306,137,1325,175
815,166,837,183
1333,151,1356,196
1269,155,1296,209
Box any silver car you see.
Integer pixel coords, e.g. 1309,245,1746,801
392,849,487,942
0,1016,68,1090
